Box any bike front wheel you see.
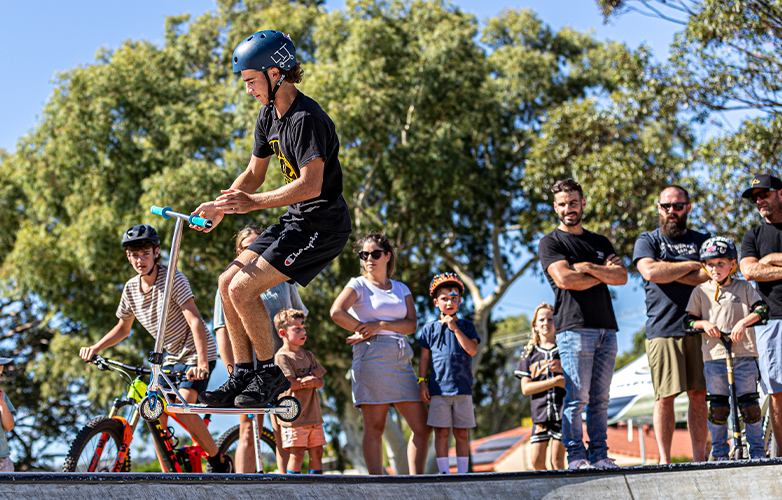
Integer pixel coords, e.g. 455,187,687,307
209,423,277,473
62,416,131,472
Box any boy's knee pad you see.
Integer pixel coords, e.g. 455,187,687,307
738,392,762,424
706,394,730,425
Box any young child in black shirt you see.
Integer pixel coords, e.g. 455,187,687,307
515,303,566,470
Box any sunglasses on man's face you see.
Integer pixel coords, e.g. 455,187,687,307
659,202,687,212
750,190,775,203
358,250,387,261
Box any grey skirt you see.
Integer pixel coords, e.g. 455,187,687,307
351,334,421,407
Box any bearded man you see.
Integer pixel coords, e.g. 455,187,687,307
632,185,711,463
538,178,628,469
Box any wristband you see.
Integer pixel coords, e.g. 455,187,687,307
417,377,428,384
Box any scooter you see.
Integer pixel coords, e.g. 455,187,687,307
139,205,301,427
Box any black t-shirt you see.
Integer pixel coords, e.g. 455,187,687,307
253,91,351,232
538,228,619,332
632,228,711,339
514,345,565,424
741,222,782,318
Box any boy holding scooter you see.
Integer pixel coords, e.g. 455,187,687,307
684,236,769,460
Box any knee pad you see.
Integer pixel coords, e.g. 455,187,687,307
738,392,762,424
707,394,730,425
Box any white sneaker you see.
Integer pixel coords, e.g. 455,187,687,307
591,458,619,469
568,459,593,469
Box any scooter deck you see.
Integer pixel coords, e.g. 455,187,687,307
165,403,291,415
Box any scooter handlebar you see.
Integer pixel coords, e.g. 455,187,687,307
188,214,213,230
149,205,212,229
150,205,172,219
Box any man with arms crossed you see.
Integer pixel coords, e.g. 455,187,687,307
538,178,628,469
740,173,782,454
633,185,710,463
193,30,351,408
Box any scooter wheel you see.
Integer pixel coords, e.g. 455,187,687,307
275,396,301,423
139,394,166,421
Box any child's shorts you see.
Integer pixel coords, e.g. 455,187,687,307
530,420,562,443
281,424,327,450
0,457,12,472
158,360,217,395
427,395,476,428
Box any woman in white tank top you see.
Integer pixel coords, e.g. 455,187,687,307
330,233,430,475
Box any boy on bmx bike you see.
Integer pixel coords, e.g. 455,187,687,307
78,224,232,472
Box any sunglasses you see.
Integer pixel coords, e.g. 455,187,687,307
749,190,775,203
659,202,687,212
358,250,387,261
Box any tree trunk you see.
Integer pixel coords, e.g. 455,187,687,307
340,400,368,474
382,411,409,475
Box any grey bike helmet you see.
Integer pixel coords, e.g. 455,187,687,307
121,225,160,248
232,30,297,105
699,236,737,262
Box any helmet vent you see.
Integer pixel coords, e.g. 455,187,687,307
247,35,253,41
234,56,238,63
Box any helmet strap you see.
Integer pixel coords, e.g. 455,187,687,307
264,70,286,106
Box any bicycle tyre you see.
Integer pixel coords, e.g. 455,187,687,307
208,424,277,473
62,416,131,472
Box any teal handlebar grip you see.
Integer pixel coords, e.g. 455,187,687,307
150,206,172,219
188,215,213,229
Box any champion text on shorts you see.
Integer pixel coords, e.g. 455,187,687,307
285,232,319,266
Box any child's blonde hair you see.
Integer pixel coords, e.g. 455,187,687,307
274,308,307,333
524,303,555,355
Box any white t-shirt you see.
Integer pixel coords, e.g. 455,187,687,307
346,276,412,335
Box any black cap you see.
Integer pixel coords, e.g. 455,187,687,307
742,174,782,199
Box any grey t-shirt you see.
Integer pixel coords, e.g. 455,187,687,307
213,283,308,353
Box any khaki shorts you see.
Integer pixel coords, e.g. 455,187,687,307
427,395,476,428
281,424,327,450
646,335,706,399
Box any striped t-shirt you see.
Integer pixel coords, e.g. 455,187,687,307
117,265,218,366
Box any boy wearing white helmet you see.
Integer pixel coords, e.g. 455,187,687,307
684,236,769,460
193,30,351,409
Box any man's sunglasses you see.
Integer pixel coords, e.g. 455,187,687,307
358,250,387,261
659,202,687,212
749,190,775,203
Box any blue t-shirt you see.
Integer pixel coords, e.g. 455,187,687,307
417,318,480,396
632,228,710,339
0,394,14,459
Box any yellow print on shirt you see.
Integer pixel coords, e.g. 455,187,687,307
270,139,298,184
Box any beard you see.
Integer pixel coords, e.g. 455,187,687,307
660,212,688,238
558,210,582,227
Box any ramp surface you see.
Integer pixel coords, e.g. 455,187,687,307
2,459,781,500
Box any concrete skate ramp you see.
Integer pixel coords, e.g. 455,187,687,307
2,459,782,500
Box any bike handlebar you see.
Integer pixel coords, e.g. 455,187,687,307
150,205,212,230
88,355,187,381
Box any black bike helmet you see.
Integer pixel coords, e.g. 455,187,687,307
232,30,297,106
699,236,737,262
121,225,160,248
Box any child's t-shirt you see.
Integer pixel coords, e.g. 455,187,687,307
0,394,15,459
686,279,762,361
275,347,327,428
416,318,480,396
117,265,218,366
514,345,565,424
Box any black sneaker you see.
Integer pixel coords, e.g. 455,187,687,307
207,452,234,473
234,366,291,408
198,368,250,407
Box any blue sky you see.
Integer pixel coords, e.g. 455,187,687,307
0,1,680,352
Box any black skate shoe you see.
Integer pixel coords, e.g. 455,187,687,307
207,452,234,473
198,367,250,407
234,366,291,408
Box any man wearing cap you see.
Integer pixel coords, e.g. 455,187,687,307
192,31,351,409
632,185,711,464
740,173,782,452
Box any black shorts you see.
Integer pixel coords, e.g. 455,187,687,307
247,220,350,286
530,420,562,443
159,360,217,395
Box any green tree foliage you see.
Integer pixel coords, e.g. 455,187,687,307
614,327,646,370
0,0,693,469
